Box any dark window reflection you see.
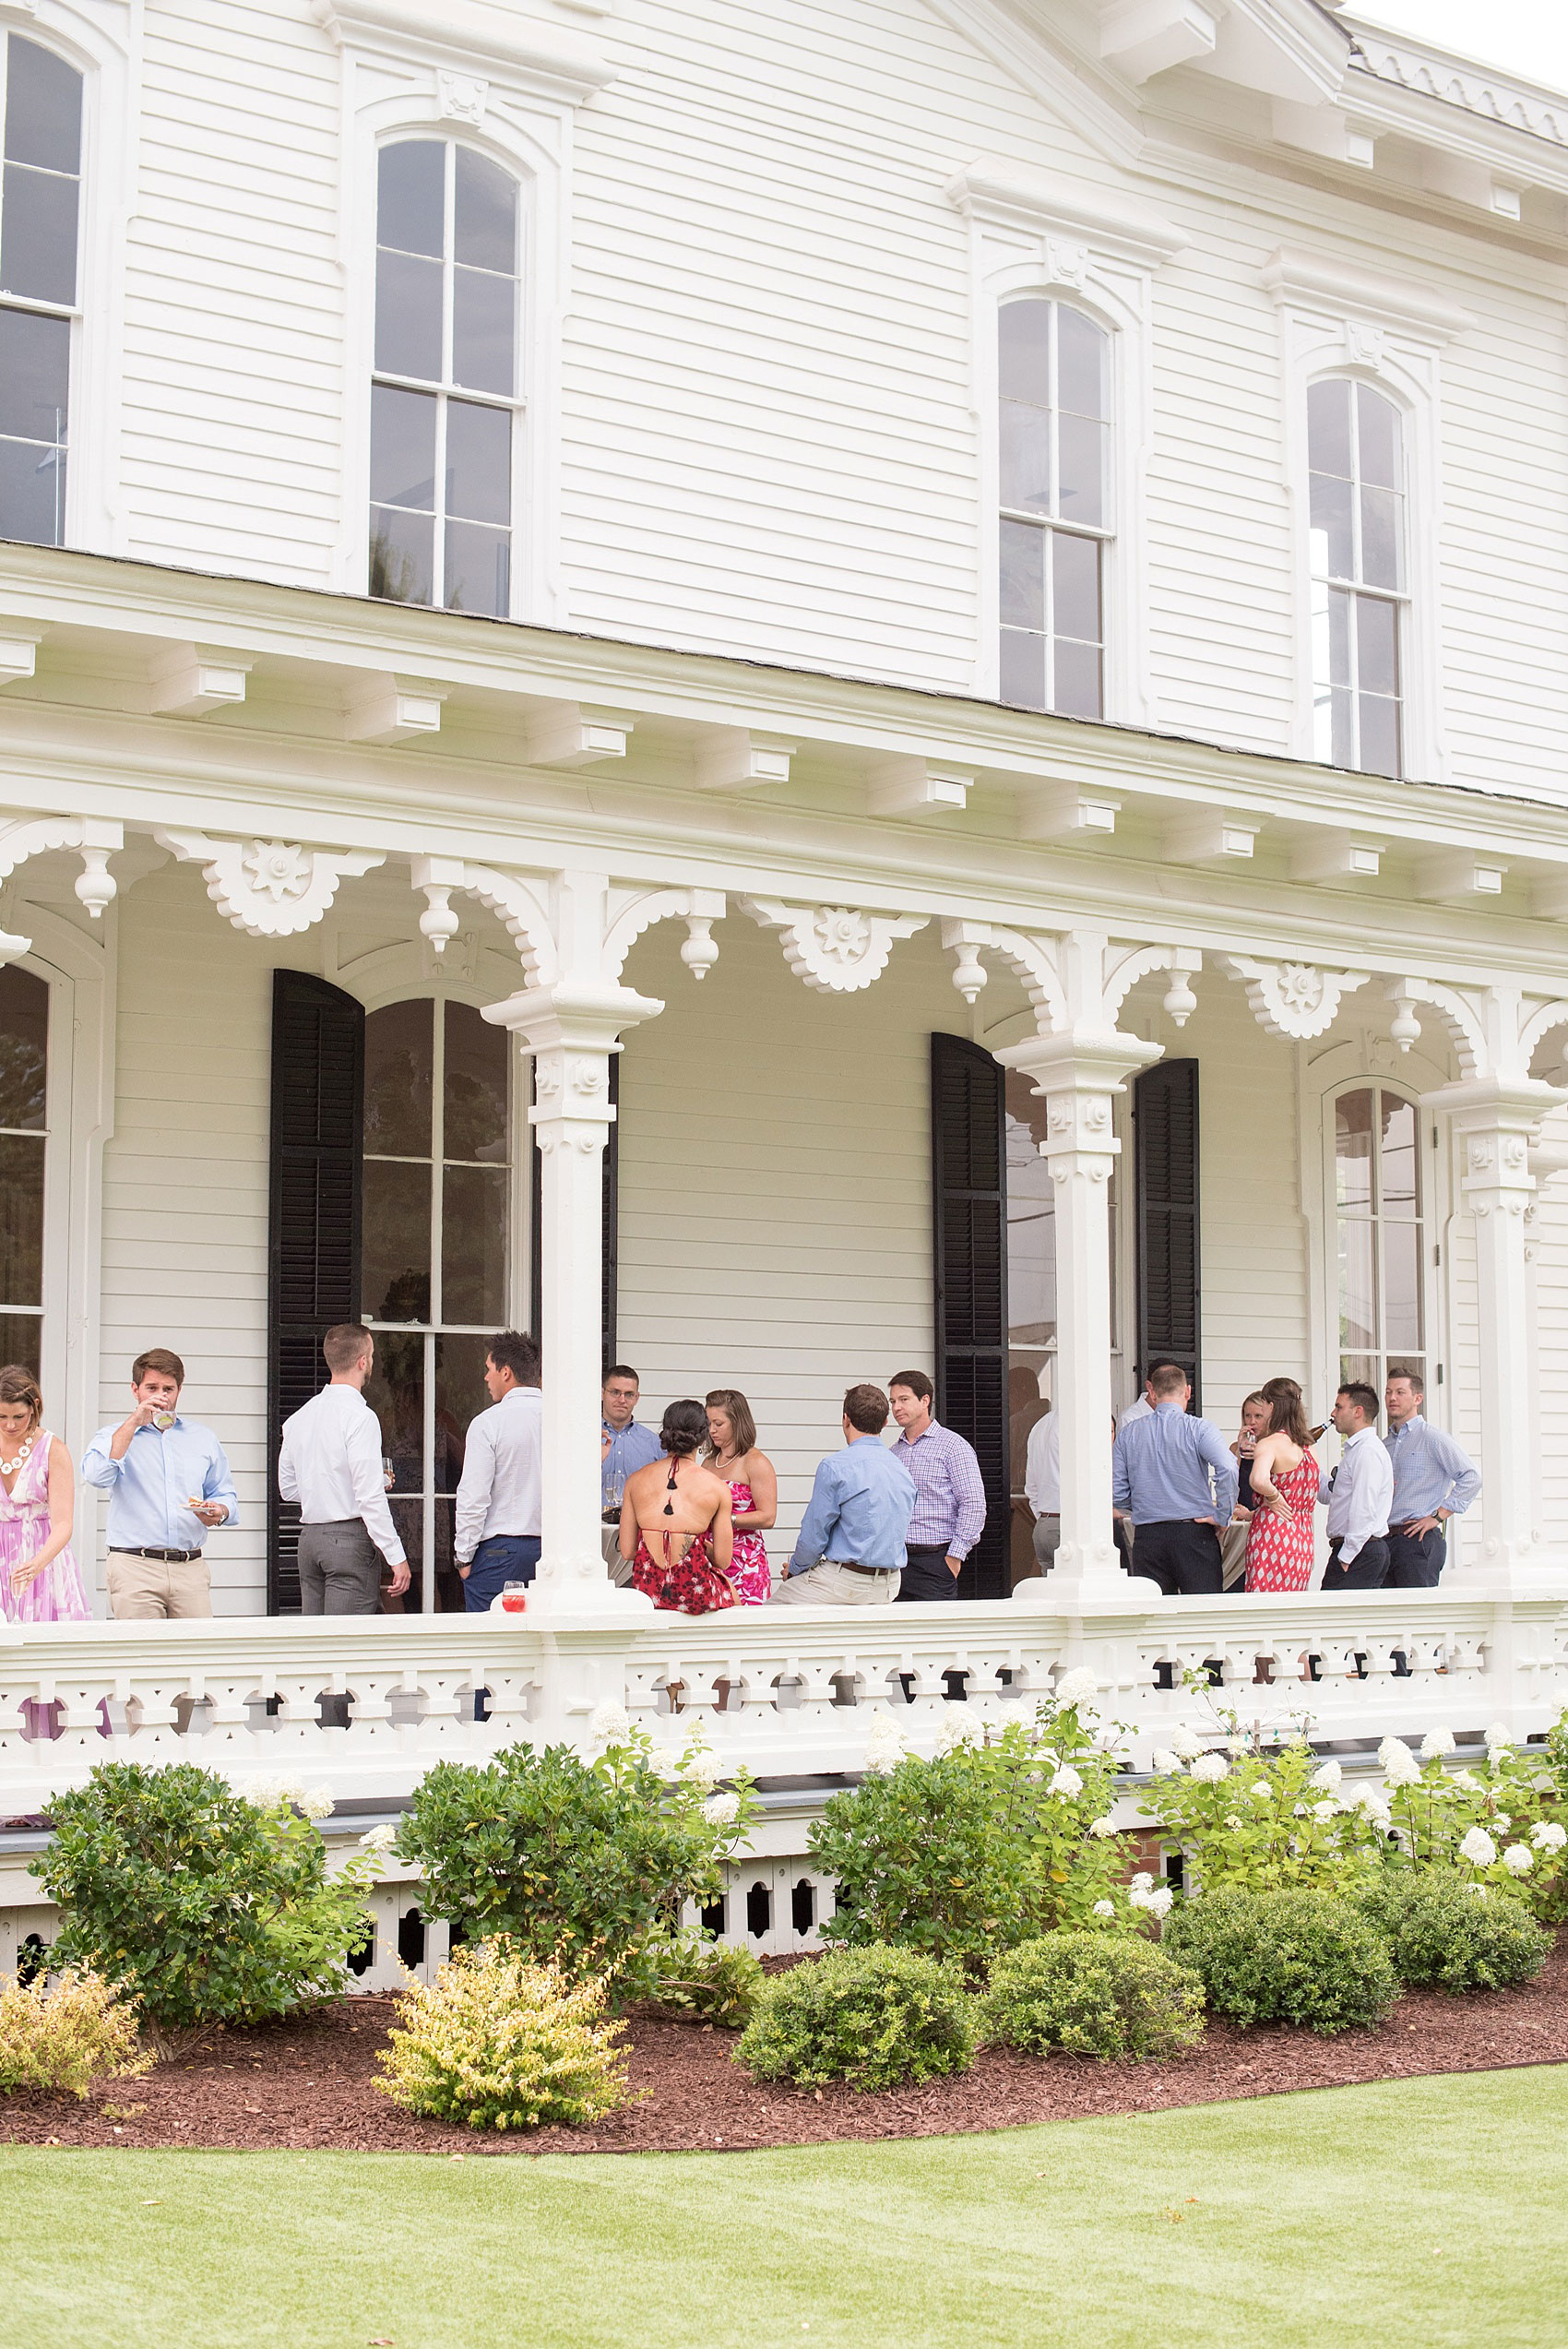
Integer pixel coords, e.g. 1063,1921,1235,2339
444,1001,507,1160
0,964,47,1127
365,998,433,1156
0,1308,40,1375
362,1160,432,1322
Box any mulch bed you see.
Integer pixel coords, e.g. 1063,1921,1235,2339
4,1944,1565,2157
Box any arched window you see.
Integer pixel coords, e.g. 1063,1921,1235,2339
1334,1084,1424,1397
369,139,520,617
0,962,47,1375
0,35,81,547
997,298,1111,719
1308,379,1406,778
360,997,513,1609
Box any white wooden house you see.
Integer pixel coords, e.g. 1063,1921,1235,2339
0,0,1567,1637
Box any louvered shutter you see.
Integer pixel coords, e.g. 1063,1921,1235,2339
1134,1058,1201,1409
930,1033,1006,1600
267,972,364,1613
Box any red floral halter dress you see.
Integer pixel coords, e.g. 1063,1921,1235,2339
1243,1449,1321,1592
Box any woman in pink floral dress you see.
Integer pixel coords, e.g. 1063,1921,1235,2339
1243,1377,1322,1594
704,1389,777,1604
0,1364,89,1625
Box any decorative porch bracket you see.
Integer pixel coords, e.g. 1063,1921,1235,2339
0,811,126,955
155,828,385,937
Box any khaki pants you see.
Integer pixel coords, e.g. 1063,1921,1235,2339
602,1524,636,1586
770,1562,900,1606
106,1550,211,1619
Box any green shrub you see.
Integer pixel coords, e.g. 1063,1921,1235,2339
0,1966,154,2099
1162,1888,1397,2036
33,1764,377,2031
735,1945,977,2092
980,1932,1206,2062
809,1699,1138,1976
634,1932,764,2027
1375,1732,1565,1919
1357,1875,1550,1994
376,1945,631,2131
395,1735,753,1991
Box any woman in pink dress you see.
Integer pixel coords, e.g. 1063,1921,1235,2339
704,1389,777,1605
0,1364,89,1625
1243,1376,1322,1594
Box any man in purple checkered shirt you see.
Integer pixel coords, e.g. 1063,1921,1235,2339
887,1370,986,1602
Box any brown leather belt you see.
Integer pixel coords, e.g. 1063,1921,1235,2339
830,1560,898,1577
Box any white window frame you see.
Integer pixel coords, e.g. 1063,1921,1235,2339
320,1,615,626
948,162,1185,723
0,0,133,554
1306,376,1409,779
1265,248,1468,789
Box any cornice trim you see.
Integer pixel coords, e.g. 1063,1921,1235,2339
311,0,614,101
1261,245,1473,340
945,158,1187,266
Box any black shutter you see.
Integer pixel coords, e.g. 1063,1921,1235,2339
930,1033,1006,1600
528,1056,619,1370
1134,1058,1201,1410
267,972,364,1614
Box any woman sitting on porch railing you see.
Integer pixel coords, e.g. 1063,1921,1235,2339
619,1399,737,1616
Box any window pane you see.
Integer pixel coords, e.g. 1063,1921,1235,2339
387,1496,425,1610
1000,518,1044,630
362,1159,432,1323
1,161,77,305
0,1129,43,1305
1307,376,1351,477
364,999,433,1156
1056,306,1107,420
1383,1220,1423,1354
1357,384,1401,491
0,429,64,546
1005,1080,1055,1350
370,382,436,511
452,266,515,397
444,519,509,617
1356,594,1398,697
1337,1216,1377,1353
0,1308,40,1376
1358,690,1400,780
1330,686,1355,769
453,149,517,275
444,1000,509,1163
1309,468,1353,580
442,1163,507,1325
1056,412,1104,527
369,505,434,605
364,1330,425,1495
1051,635,1101,721
1339,1351,1379,1396
445,397,510,523
1336,1089,1373,1213
1052,531,1101,647
1360,486,1403,592
999,397,1051,514
998,298,1051,403
999,626,1046,709
377,140,445,260
434,1331,494,1495
5,40,80,175
1380,1093,1420,1219
0,964,48,1129
0,302,67,442
374,248,442,382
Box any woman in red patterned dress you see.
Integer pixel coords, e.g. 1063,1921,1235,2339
619,1399,736,1615
1243,1377,1322,1593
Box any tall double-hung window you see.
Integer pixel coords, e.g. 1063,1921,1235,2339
998,298,1111,719
1308,379,1407,778
369,139,520,617
0,36,81,547
1334,1084,1424,1398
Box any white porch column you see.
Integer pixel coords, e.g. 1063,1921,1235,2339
998,1028,1162,1602
484,977,660,1616
1425,1076,1562,1592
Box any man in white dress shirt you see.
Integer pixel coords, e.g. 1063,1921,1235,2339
278,1324,410,1614
1024,1406,1060,1576
454,1330,543,1613
1320,1382,1395,1590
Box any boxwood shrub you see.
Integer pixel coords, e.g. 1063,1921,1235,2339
1357,1875,1550,1994
735,1946,977,2092
1161,1888,1397,2035
980,1932,1206,2061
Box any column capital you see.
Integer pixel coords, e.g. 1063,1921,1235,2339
482,978,664,1059
996,1029,1163,1169
1421,1075,1561,1207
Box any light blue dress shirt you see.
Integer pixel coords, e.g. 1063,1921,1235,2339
1384,1415,1480,1521
1111,1401,1238,1526
789,1436,918,1571
601,1416,663,1505
80,1415,239,1550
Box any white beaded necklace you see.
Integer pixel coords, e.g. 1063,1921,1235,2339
0,1433,34,1477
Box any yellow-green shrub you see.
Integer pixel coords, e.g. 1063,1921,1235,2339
376,1944,632,2131
0,1966,153,2099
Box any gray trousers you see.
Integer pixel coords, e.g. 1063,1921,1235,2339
298,1519,383,1615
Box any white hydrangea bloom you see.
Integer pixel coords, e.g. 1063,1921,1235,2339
1249,1782,1273,1802
1450,1771,1481,1794
932,1714,975,1757
358,1823,397,1853
1292,1802,1308,1818
1190,1752,1229,1783
1459,1826,1498,1867
682,1747,722,1794
702,1791,740,1828
1494,1815,1512,1833
1502,1843,1533,1876
1530,1820,1567,1852
1309,1759,1342,1793
863,1713,905,1775
1131,1872,1154,1892
589,1700,632,1745
1484,1721,1512,1751
1170,1727,1204,1761
243,1773,284,1809
1053,1667,1099,1711
1049,1765,1084,1799
1226,1735,1251,1757
1092,1899,1115,1919
1311,1799,1339,1822
1224,1814,1243,1830
299,1785,335,1822
1145,1887,1174,1919
1088,1815,1117,1838
1420,1727,1455,1762
1352,1786,1391,1823
1378,1738,1421,1787
1151,1748,1182,1776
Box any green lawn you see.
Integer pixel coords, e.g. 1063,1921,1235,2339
2,2068,1563,2349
